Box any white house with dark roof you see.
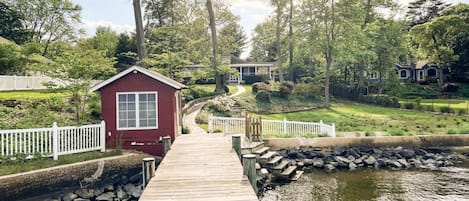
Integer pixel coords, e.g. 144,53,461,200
186,55,274,84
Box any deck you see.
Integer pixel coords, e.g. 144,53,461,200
139,133,258,201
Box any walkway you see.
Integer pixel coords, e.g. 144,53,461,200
139,85,257,201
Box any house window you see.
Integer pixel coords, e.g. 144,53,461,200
428,69,437,77
117,92,158,130
400,70,407,78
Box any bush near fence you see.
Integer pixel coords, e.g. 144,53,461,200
331,83,400,108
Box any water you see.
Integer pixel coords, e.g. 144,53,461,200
262,165,469,201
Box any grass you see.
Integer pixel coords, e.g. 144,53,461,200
0,89,70,100
399,99,469,111
258,100,469,136
0,150,121,176
232,84,322,114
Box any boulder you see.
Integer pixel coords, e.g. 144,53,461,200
424,153,435,160
104,184,114,192
349,148,361,158
123,184,137,194
131,186,143,198
303,159,314,166
73,198,91,201
95,192,114,201
364,156,377,166
116,188,127,200
347,155,356,162
334,156,349,164
62,193,78,201
377,158,388,167
398,149,416,159
129,172,142,183
390,160,402,168
415,149,428,156
324,164,335,172
332,147,346,156
397,159,409,168
354,159,363,165
348,162,357,170
312,158,324,168
75,189,95,199
120,175,129,185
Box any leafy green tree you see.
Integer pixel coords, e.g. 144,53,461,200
409,15,468,85
0,2,29,44
406,0,451,26
91,26,120,58
219,21,247,57
250,19,278,62
115,33,138,71
271,0,288,81
49,48,115,124
0,43,25,74
8,0,82,56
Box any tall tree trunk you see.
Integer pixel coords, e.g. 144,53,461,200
206,0,225,93
325,48,332,108
276,2,284,82
133,0,145,61
288,0,294,81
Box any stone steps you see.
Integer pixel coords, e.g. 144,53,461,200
259,151,277,164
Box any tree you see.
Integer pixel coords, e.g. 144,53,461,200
0,2,29,44
219,21,247,57
271,0,288,82
133,0,146,60
91,26,120,58
409,15,468,85
206,0,225,94
8,0,82,56
406,0,451,26
49,48,115,124
0,43,25,75
115,33,138,71
250,19,278,62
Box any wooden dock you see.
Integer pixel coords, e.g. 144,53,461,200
139,133,258,201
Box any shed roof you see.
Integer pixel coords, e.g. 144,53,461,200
90,66,187,92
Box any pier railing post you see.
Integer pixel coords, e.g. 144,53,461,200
232,135,241,160
163,136,171,156
242,154,258,194
142,157,156,188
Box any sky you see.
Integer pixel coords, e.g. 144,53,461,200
71,0,467,59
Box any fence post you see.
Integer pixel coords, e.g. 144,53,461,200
13,75,17,90
163,136,171,156
242,154,257,193
100,121,106,152
332,123,336,137
283,117,287,134
208,113,213,133
320,120,324,135
142,157,156,188
52,122,59,160
232,135,241,160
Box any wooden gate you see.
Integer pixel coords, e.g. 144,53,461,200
245,116,262,142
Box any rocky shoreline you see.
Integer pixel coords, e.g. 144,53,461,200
27,172,144,201
276,146,468,172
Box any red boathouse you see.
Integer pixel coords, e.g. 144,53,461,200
90,66,187,156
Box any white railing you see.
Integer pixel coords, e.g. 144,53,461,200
0,121,106,160
0,75,69,91
208,114,336,138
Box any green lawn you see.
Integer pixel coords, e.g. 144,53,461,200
399,99,469,111
0,150,121,176
0,90,70,100
258,100,469,136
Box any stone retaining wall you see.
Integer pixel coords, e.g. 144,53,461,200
264,135,469,149
0,152,152,201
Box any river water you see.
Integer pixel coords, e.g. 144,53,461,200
262,164,469,201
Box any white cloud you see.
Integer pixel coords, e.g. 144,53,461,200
80,19,134,37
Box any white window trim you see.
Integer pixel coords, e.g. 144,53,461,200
116,91,158,131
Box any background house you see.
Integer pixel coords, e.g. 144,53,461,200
187,55,274,84
396,60,439,82
90,66,186,156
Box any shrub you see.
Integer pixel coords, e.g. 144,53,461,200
458,127,469,134
184,86,214,101
365,130,375,137
439,106,453,113
403,103,414,109
447,129,457,134
277,81,294,98
300,77,315,83
252,82,271,94
255,90,272,103
293,83,321,98
388,129,405,136
182,126,190,134
457,109,466,116
244,75,269,84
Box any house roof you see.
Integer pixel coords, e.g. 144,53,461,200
90,66,187,92
415,60,429,69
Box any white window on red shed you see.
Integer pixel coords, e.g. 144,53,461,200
117,92,158,130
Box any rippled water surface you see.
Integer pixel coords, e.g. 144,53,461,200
262,165,469,201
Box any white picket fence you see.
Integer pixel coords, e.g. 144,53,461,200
0,121,106,160
0,75,69,91
208,115,336,138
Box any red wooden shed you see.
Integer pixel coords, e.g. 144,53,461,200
90,66,187,156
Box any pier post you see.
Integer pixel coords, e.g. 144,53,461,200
242,154,258,193
163,136,171,156
232,135,241,159
142,157,156,188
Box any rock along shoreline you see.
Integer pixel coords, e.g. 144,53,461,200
276,146,468,173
